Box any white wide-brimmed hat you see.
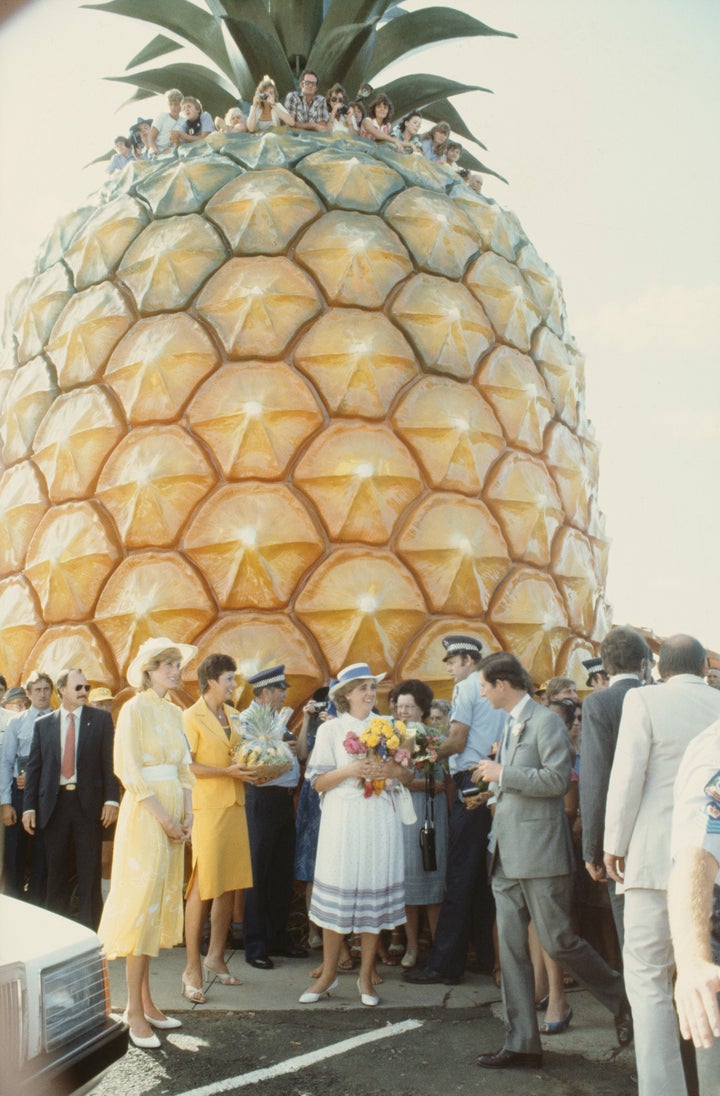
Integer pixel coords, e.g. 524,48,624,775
126,637,197,689
328,662,386,700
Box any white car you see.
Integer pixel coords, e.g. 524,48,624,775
0,895,128,1093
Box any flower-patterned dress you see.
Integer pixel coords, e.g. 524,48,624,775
98,689,194,958
307,712,405,934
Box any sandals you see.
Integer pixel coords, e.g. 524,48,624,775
204,962,240,986
181,974,207,1004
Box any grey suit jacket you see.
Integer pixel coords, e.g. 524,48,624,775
492,699,574,879
579,677,642,865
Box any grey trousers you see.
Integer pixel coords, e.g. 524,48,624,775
493,858,625,1054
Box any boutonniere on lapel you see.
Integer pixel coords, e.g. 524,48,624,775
512,721,526,741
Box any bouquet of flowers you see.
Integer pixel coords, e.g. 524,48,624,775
406,722,447,775
343,716,411,797
233,703,293,783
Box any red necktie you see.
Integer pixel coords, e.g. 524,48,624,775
61,712,76,780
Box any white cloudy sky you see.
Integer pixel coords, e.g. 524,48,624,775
1,0,718,651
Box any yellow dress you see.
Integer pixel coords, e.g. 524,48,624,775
98,690,194,959
183,698,253,900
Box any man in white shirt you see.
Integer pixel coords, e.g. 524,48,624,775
604,635,720,1096
475,651,630,1070
149,87,183,154
22,668,118,928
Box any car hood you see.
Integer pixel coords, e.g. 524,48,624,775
0,895,100,965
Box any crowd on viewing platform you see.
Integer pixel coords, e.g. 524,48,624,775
106,73,483,193
2,628,719,1090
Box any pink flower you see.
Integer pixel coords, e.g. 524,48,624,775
343,731,366,756
394,748,412,767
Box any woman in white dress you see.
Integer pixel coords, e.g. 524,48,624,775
299,663,411,1007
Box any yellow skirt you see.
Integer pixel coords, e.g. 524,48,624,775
187,802,252,901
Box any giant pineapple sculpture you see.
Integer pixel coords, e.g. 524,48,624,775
0,0,609,701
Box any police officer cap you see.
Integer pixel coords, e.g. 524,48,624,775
246,665,289,689
442,634,483,662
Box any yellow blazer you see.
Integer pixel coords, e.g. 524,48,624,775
183,698,245,811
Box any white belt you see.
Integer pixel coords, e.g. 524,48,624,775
141,764,178,781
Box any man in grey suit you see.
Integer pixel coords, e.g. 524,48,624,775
580,625,648,948
473,652,631,1070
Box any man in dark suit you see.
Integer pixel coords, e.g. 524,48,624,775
473,652,631,1070
22,667,119,928
580,626,648,948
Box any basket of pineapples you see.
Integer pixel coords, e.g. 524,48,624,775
234,703,293,784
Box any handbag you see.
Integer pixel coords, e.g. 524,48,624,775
419,771,437,872
396,784,417,825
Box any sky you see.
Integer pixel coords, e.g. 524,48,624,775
0,0,718,652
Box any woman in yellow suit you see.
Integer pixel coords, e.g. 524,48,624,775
181,653,258,1001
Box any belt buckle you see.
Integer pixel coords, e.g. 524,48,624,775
64,782,77,791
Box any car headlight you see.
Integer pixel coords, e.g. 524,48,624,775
41,948,108,1052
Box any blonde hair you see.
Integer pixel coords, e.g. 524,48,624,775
255,74,278,98
140,647,183,691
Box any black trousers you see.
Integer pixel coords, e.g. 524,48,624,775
43,789,102,929
243,786,296,960
4,781,46,904
426,773,495,977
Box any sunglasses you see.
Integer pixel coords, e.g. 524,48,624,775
74,685,90,693
330,95,344,101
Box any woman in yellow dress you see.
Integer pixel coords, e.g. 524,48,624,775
98,637,196,1049
182,653,257,1000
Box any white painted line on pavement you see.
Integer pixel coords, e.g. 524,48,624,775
175,1017,424,1094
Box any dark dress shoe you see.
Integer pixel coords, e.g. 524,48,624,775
476,1048,543,1070
614,994,634,1046
403,966,462,985
274,946,308,959
246,956,274,970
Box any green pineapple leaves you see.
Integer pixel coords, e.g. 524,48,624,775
88,0,515,170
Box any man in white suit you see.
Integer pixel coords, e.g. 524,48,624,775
604,634,720,1096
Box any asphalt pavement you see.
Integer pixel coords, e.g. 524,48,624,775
97,946,637,1094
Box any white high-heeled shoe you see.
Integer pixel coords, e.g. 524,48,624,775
145,1013,182,1029
299,976,339,1004
122,1011,162,1048
357,977,380,1007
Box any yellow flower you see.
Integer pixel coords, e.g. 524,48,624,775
394,720,407,735
386,734,400,751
